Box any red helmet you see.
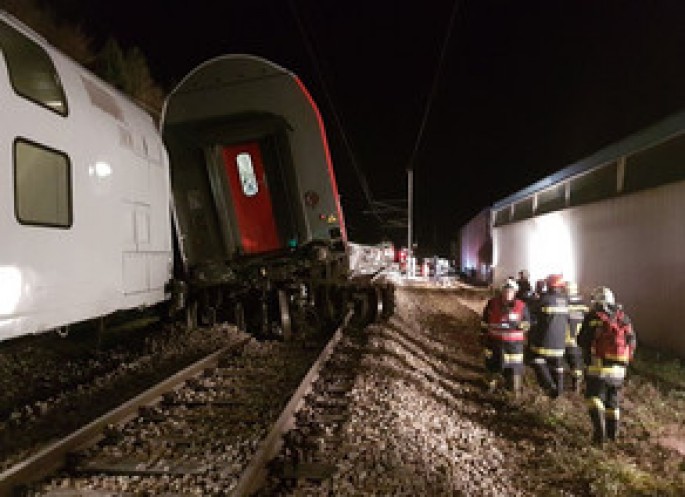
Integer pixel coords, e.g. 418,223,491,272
546,274,565,289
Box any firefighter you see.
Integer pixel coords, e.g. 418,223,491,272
566,281,589,392
481,278,530,396
515,269,533,301
578,286,637,446
529,274,569,398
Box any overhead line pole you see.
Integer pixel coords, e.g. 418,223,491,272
405,0,461,276
406,168,411,275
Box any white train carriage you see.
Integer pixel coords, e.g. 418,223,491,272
0,13,173,340
490,109,685,357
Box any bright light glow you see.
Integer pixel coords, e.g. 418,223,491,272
94,161,112,178
0,267,22,316
527,212,576,284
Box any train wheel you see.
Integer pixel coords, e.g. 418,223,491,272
186,301,198,330
350,288,371,328
278,289,292,340
234,301,246,333
372,286,384,323
381,285,396,320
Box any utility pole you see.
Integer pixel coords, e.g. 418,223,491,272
407,169,413,277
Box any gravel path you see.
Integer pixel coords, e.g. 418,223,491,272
262,286,539,496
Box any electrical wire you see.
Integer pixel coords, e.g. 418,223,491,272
287,0,383,224
406,0,461,172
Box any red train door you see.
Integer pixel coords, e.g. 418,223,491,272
221,142,282,254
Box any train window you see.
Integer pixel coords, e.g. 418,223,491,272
569,162,617,207
14,139,72,228
0,20,68,116
493,207,510,227
511,197,533,222
536,184,566,215
236,152,259,197
624,133,685,194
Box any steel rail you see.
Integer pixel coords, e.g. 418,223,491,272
0,337,251,497
230,310,354,496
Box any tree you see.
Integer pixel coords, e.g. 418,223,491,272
1,0,165,115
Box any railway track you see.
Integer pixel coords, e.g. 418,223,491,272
0,311,358,497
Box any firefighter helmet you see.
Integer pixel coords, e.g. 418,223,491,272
590,286,615,307
501,278,518,292
546,274,565,289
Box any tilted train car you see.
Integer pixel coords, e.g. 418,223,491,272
0,13,390,343
490,109,685,357
0,12,172,341
162,55,389,337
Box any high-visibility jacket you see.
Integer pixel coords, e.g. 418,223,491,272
481,296,530,342
578,306,637,386
529,290,569,357
567,295,589,346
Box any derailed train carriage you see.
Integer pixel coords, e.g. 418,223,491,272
0,11,392,343
162,55,393,336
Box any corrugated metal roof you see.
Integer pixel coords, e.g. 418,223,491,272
492,108,685,210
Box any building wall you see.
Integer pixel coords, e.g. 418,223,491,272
493,179,685,356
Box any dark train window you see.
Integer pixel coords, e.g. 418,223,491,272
14,139,72,227
511,197,533,222
570,162,617,207
536,184,566,215
0,20,68,115
493,207,510,227
624,134,685,194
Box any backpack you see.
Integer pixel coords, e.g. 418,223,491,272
592,308,633,363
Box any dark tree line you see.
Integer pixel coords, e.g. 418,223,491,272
0,0,164,115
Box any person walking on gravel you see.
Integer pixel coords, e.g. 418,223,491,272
566,281,589,392
481,278,530,395
578,286,637,446
529,274,569,399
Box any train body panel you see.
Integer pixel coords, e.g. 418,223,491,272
162,55,345,280
0,13,172,340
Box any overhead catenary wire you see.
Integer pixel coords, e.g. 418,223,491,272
288,0,383,224
406,0,461,173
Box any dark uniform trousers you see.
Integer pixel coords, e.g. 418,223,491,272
585,359,626,442
566,297,588,388
529,292,569,397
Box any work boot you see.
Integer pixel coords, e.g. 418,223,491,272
606,419,619,441
533,360,556,395
553,369,564,398
571,374,582,393
590,409,606,447
483,375,498,393
511,373,522,398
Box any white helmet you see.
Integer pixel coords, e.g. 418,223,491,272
590,286,615,307
502,278,518,292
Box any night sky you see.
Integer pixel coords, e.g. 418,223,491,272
45,0,685,254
